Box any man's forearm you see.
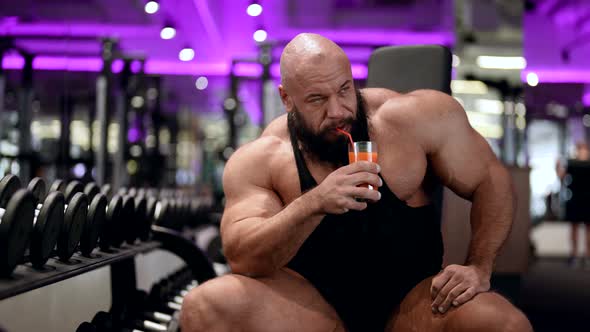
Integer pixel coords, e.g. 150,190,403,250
224,190,325,276
466,163,515,275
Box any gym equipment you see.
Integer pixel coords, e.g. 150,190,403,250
134,196,149,242
84,183,101,202
0,175,35,276
80,194,108,257
100,195,123,251
120,195,137,246
0,175,64,270
47,180,88,261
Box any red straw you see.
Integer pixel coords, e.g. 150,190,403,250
336,128,354,146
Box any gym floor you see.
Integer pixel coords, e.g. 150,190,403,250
519,257,590,332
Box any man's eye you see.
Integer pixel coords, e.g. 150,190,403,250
339,87,349,94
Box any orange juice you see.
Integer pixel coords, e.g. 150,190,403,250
348,151,378,164
349,151,379,190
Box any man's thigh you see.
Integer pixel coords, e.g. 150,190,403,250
385,276,531,332
182,268,345,332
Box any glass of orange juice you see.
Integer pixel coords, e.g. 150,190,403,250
348,141,378,190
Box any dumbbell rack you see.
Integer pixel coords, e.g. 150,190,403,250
0,226,218,331
0,241,159,301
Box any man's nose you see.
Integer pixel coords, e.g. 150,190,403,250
326,97,347,119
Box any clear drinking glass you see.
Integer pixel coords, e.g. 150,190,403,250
348,141,378,190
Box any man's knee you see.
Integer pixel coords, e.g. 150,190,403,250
180,275,251,332
445,293,532,332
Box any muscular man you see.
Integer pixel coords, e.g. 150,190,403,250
181,33,532,332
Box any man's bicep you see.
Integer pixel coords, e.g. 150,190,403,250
223,184,284,225
220,150,283,233
430,106,498,200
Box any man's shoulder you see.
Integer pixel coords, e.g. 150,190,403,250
230,134,286,165
224,127,292,190
375,89,462,124
261,113,289,138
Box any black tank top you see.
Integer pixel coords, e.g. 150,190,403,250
286,120,444,331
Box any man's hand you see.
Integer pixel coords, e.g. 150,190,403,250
430,264,491,314
309,161,382,215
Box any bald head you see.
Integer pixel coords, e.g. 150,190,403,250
280,33,351,90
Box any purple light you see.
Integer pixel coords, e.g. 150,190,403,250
131,60,142,73
233,63,262,77
73,163,86,178
522,69,590,83
128,127,141,143
145,60,229,75
0,22,159,38
351,64,368,79
584,85,590,106
111,59,124,73
2,55,24,69
2,54,372,79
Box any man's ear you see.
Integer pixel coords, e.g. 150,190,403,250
278,84,294,113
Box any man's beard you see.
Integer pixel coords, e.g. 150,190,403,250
288,89,369,167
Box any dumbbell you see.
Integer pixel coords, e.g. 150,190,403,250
85,189,123,252
0,175,65,270
25,177,66,268
148,277,197,312
49,180,109,257
67,183,108,257
0,176,36,276
119,195,137,246
133,195,148,243
45,180,88,261
68,181,133,252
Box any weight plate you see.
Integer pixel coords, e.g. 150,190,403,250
83,183,100,202
154,199,170,228
0,174,22,209
145,197,157,235
100,184,112,200
49,179,65,194
57,192,88,261
80,194,107,257
0,189,35,276
102,195,123,250
27,177,47,203
65,181,84,203
30,192,64,268
121,195,137,245
134,196,148,242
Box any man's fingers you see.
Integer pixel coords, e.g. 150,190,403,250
343,161,381,175
439,283,469,313
451,287,477,307
348,187,381,202
431,274,462,313
430,270,452,301
348,172,382,188
345,198,368,211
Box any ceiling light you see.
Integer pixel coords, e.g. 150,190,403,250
253,29,267,42
247,2,263,16
195,76,208,90
145,1,159,14
526,72,539,86
160,24,176,40
179,47,195,61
